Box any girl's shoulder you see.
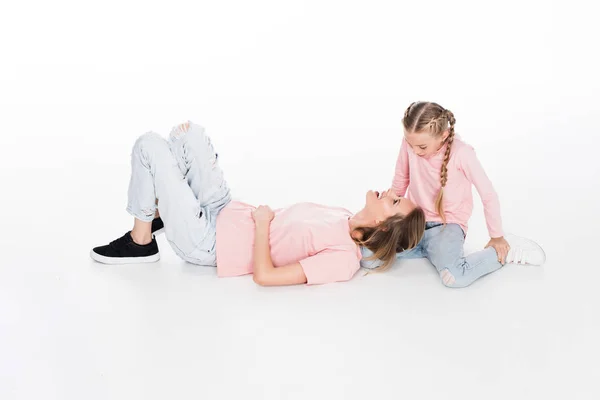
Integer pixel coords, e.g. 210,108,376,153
450,135,476,160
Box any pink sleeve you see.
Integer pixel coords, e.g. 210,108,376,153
299,248,360,285
458,146,504,238
391,139,410,196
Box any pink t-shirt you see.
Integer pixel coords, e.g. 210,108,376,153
392,137,503,238
216,201,362,285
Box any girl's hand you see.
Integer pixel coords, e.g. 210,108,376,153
485,237,511,264
379,189,400,200
252,205,275,225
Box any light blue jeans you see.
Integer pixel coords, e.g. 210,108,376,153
126,122,231,266
361,222,502,288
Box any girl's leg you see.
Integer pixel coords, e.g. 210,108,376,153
360,221,449,269
421,223,502,288
360,244,425,269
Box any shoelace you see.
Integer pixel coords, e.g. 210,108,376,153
109,233,131,249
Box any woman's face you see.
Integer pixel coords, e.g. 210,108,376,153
364,189,417,223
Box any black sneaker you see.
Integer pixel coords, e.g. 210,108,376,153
152,217,164,235
90,231,160,264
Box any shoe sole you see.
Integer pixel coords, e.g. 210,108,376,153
90,250,160,265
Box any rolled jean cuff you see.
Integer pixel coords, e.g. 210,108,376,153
126,205,155,222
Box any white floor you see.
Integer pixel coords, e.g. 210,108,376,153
1,162,599,400
2,1,600,398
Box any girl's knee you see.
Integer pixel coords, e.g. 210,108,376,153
440,268,457,287
439,268,474,288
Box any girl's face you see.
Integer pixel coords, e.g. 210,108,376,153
404,130,449,158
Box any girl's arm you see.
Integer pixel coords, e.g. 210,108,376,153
459,147,504,238
252,206,307,286
391,138,410,196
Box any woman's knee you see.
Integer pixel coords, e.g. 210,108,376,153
170,120,200,139
171,121,190,137
132,132,167,157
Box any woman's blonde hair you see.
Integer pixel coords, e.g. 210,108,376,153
402,101,456,223
352,207,426,271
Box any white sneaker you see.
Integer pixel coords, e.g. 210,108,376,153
505,234,546,266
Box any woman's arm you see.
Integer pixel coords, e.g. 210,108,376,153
252,206,307,286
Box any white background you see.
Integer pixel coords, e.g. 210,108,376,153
1,1,599,399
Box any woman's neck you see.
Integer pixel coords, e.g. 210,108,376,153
348,210,371,232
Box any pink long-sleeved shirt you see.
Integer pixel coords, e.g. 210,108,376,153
392,137,503,238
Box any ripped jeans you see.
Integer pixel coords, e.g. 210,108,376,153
126,121,231,266
361,222,503,288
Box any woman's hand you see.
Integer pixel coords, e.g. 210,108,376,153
252,205,275,225
485,237,511,264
